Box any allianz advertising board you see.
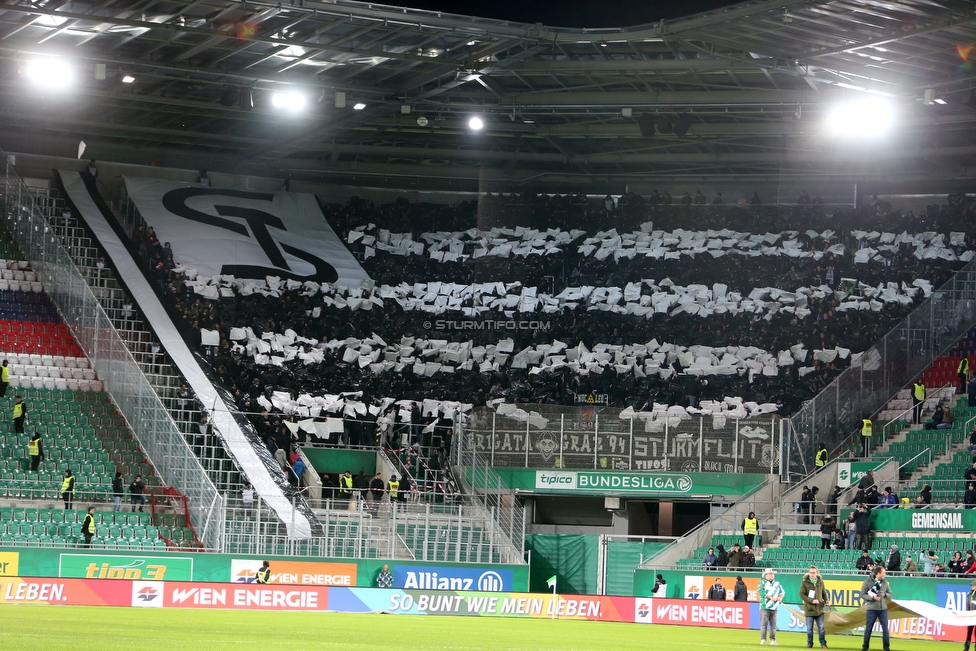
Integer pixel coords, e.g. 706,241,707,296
393,566,513,592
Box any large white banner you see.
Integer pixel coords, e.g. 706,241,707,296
60,171,312,538
123,177,369,287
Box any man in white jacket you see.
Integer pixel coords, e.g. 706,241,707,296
758,568,785,645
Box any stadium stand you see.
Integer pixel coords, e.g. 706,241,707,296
0,209,201,551
34,187,247,496
29,163,976,574
8,6,976,632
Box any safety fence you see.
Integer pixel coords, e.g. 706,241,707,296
0,150,224,550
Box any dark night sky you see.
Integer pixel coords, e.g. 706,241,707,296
396,0,743,28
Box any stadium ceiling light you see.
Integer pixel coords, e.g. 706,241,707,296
467,116,484,131
36,14,69,27
121,75,135,84
824,98,895,138
353,102,366,110
271,91,306,112
22,57,74,89
934,98,947,105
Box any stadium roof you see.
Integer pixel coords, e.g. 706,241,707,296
1,0,975,189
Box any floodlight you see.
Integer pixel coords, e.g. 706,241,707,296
121,75,135,84
22,57,74,89
271,91,306,112
468,116,484,131
353,102,366,110
824,98,895,138
37,14,69,27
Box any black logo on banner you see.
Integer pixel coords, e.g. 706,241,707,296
161,188,339,283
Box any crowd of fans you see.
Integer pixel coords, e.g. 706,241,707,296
704,463,976,576
114,189,976,471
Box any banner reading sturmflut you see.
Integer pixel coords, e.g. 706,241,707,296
124,177,370,287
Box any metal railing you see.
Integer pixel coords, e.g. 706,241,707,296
451,427,527,564
223,490,517,563
460,405,784,475
878,382,956,447
789,261,976,475
40,203,244,495
0,151,224,550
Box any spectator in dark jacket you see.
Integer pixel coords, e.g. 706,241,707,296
742,547,756,568
828,486,844,516
715,544,729,568
733,576,748,601
854,505,871,550
819,515,834,549
966,465,976,482
966,482,976,509
856,550,873,572
858,470,875,490
916,484,932,505
886,544,901,572
950,551,965,574
963,551,976,574
800,486,813,524
864,485,880,506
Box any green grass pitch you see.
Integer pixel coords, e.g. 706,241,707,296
0,605,959,651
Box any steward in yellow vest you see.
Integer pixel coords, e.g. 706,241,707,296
81,506,96,548
28,431,44,471
256,561,271,584
860,418,873,457
742,512,759,548
61,470,75,510
815,444,828,468
0,359,8,397
912,381,925,424
12,396,26,434
339,471,354,499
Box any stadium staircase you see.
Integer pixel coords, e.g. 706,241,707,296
0,219,199,550
35,186,244,495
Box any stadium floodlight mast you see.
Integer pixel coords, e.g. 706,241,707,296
271,90,306,112
824,98,896,138
21,57,74,90
467,116,485,131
